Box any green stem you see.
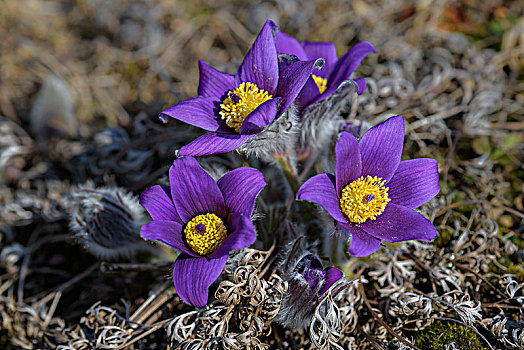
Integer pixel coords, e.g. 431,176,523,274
277,155,300,194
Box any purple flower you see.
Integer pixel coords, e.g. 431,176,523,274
297,115,440,257
160,20,319,157
275,32,376,110
140,156,266,307
294,254,343,296
275,252,345,329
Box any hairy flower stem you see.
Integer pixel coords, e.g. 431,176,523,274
276,153,300,194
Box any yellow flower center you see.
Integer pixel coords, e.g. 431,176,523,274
184,213,228,256
339,175,391,224
219,82,273,133
312,74,327,94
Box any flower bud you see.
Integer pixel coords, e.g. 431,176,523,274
69,186,144,260
275,250,345,329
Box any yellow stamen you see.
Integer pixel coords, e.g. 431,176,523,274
219,82,273,133
339,175,391,224
312,74,327,94
184,213,227,256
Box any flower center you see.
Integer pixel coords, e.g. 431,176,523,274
219,82,273,133
312,74,327,94
339,175,391,224
184,213,227,256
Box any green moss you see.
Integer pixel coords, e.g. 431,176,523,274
416,320,488,350
434,228,453,248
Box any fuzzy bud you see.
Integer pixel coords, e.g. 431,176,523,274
298,79,358,157
69,186,145,260
274,246,346,329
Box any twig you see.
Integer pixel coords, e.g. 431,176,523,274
24,263,99,303
129,281,171,324
402,316,494,350
434,200,524,220
100,261,173,273
433,317,494,350
358,283,421,350
115,319,172,350
450,261,508,300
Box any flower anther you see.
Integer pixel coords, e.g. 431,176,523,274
339,175,391,224
312,74,327,94
219,82,273,133
184,213,227,256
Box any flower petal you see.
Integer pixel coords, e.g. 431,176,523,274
240,98,281,134
335,132,362,194
277,59,320,117
295,76,321,109
340,223,381,257
353,77,367,95
179,132,253,156
208,213,256,259
360,203,437,242
301,41,337,78
236,20,279,95
327,41,376,89
217,167,266,216
159,97,221,131
359,115,404,182
140,185,182,223
297,173,347,223
169,157,225,222
388,159,440,209
319,267,343,295
275,32,307,60
141,220,197,257
197,60,236,98
173,253,228,308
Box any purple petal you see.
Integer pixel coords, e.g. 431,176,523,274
388,159,440,209
296,173,347,223
360,203,437,243
236,20,279,95
208,214,256,259
340,223,381,257
275,32,307,60
295,76,321,109
140,185,182,223
359,115,405,182
319,267,344,295
335,132,362,194
301,41,337,78
197,60,236,98
159,97,221,131
169,157,225,222
172,253,228,308
303,78,360,108
179,132,254,156
277,59,319,117
353,77,367,95
217,167,266,216
141,220,197,257
327,41,376,89
240,98,281,134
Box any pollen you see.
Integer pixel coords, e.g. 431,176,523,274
219,82,273,133
184,213,228,256
312,74,327,94
339,175,391,224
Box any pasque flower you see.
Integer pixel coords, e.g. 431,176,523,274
140,156,266,307
297,115,440,257
70,186,144,260
160,20,319,156
275,252,345,329
275,32,376,110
